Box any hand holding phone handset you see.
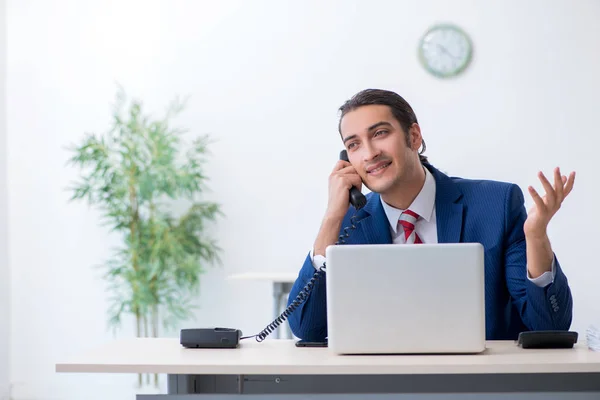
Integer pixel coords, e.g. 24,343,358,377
241,151,367,342
339,150,367,210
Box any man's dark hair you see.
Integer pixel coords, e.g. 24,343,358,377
338,89,428,164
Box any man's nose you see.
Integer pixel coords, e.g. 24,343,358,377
362,142,381,162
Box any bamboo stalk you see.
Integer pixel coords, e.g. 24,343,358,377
153,305,159,387
136,310,142,387
129,166,143,386
148,201,160,388
144,314,149,385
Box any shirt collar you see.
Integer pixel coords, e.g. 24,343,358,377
380,166,436,234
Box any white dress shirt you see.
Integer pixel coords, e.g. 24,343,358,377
381,165,438,244
311,167,555,287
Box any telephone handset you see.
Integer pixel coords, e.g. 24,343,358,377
240,151,364,342
339,150,367,210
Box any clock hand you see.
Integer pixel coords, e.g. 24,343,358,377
435,43,458,60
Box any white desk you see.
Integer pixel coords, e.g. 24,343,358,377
227,272,297,339
56,338,600,399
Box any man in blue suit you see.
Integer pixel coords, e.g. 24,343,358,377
287,89,575,341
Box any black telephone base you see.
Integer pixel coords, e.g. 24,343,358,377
180,327,242,349
517,330,578,349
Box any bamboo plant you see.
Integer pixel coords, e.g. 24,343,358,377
66,88,222,386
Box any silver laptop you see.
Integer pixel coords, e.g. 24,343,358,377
325,243,486,355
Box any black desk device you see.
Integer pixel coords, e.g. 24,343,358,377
517,330,578,349
295,339,328,347
180,328,242,349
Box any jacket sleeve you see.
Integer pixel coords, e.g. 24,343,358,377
504,184,573,331
286,252,328,341
286,208,358,341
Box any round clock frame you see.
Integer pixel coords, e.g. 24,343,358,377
418,23,473,78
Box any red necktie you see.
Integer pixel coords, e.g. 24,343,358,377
398,210,422,244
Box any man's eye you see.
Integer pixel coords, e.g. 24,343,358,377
347,143,357,149
375,130,388,136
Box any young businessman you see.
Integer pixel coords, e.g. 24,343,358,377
287,89,576,342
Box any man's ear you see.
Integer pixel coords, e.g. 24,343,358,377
408,123,423,151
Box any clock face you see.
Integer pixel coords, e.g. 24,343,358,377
418,24,473,78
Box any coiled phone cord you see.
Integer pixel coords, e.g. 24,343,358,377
241,214,360,342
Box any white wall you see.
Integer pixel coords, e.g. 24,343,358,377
0,0,9,398
6,0,600,399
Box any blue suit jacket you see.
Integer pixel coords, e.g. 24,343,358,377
287,163,573,341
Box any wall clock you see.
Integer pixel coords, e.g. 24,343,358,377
418,23,473,78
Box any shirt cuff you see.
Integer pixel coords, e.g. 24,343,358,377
527,257,556,288
310,248,327,271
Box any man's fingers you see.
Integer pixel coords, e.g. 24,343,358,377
340,173,363,188
554,167,564,201
528,186,546,211
330,164,355,177
331,160,350,173
563,171,576,197
336,165,359,175
538,171,556,206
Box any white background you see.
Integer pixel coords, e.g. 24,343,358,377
1,1,9,398
3,0,600,399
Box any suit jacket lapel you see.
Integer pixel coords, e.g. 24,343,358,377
426,164,464,243
355,193,392,245
437,203,464,243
